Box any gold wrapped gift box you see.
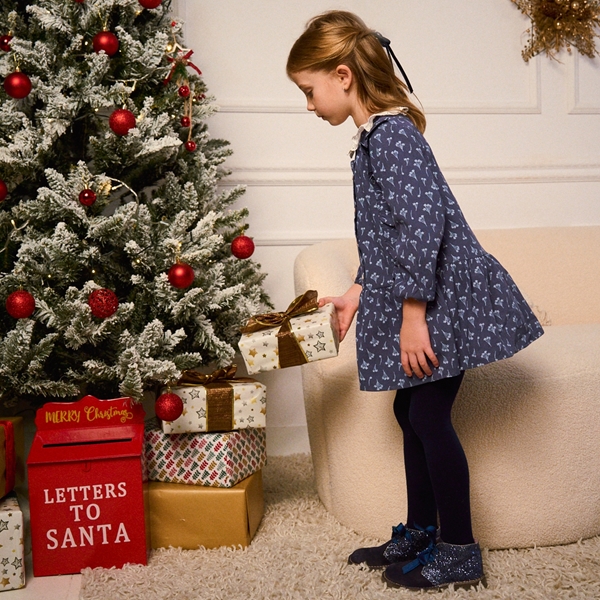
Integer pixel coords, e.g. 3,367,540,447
148,470,264,549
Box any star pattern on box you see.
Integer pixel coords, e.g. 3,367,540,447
0,495,25,591
160,380,267,434
238,302,340,374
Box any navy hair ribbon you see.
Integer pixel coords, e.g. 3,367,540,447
374,32,414,94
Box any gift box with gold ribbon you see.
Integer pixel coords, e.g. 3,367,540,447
145,418,266,488
160,366,266,434
238,290,339,375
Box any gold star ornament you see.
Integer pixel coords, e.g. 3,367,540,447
511,0,600,61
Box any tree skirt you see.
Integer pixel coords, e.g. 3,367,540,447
81,454,600,599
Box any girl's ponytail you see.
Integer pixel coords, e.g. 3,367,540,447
287,11,426,133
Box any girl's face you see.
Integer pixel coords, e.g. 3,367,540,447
291,67,366,127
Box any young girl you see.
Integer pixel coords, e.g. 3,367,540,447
287,11,543,591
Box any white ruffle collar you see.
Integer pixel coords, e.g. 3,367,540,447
349,107,409,159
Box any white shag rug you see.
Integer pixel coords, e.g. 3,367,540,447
80,454,600,600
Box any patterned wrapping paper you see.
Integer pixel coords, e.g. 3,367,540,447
144,419,267,488
0,494,25,591
160,379,266,434
238,302,339,375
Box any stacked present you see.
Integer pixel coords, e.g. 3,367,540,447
145,366,267,550
145,290,340,550
0,417,25,591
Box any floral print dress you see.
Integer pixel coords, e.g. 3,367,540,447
351,113,544,391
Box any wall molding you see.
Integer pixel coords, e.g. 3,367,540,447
224,163,600,187
569,53,600,115
255,236,348,247
216,59,542,116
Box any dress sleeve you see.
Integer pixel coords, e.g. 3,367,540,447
367,119,445,303
354,261,364,286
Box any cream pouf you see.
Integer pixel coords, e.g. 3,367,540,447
293,227,600,550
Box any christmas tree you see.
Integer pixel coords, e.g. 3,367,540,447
0,0,270,409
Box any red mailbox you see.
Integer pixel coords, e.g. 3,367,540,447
27,395,148,576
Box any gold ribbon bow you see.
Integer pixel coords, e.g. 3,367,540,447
175,365,257,432
178,365,242,385
241,290,318,333
241,290,319,369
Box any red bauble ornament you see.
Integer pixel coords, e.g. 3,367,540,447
109,108,136,136
0,35,12,52
139,0,162,8
93,31,119,56
178,85,190,98
3,71,32,99
88,288,119,318
0,179,7,202
6,290,35,319
185,140,197,152
167,262,195,289
73,0,85,3
79,188,97,206
231,235,255,259
155,392,183,422
180,116,191,127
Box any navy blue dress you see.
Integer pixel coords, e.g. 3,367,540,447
351,114,544,391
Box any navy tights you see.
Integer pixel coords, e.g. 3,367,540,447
393,372,474,546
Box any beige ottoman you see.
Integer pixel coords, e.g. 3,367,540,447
294,227,600,549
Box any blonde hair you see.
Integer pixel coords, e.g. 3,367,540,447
287,11,426,133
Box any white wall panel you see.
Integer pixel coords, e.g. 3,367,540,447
184,1,541,113
230,184,354,244
179,1,600,455
569,53,600,114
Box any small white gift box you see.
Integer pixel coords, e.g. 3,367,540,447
160,367,266,434
238,291,339,375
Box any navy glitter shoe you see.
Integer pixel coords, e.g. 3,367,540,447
382,541,486,590
348,524,436,570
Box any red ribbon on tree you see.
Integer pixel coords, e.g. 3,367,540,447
163,49,203,85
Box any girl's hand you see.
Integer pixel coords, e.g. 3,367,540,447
400,298,439,378
319,283,361,342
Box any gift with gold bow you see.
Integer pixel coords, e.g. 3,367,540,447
159,365,266,434
238,290,340,375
